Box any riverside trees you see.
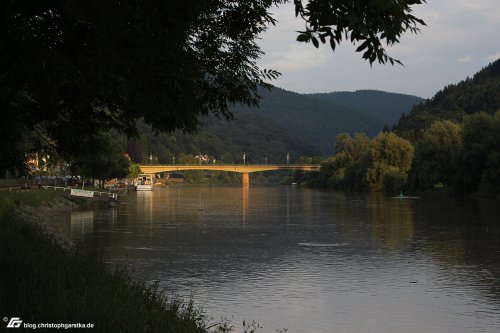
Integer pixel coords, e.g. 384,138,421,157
313,132,414,192
1,0,426,173
69,133,130,188
458,112,500,196
313,59,500,196
314,111,500,196
409,120,462,191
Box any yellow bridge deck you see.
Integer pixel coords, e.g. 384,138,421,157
139,164,320,174
139,164,320,187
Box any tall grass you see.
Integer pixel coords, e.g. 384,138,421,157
0,190,60,214
0,191,217,333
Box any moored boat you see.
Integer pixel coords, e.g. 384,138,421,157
135,174,154,191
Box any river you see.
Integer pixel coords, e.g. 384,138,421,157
61,186,500,333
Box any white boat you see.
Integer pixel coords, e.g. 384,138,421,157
135,174,154,191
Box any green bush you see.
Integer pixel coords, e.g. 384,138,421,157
382,168,408,194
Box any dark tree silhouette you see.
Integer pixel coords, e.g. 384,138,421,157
1,0,426,172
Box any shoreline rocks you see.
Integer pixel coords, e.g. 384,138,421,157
15,196,78,251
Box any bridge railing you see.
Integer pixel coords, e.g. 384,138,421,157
142,164,319,166
139,164,321,173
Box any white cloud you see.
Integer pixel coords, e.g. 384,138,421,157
484,52,500,62
457,56,473,63
257,0,500,98
261,44,329,72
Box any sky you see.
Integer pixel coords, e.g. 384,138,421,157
257,0,500,99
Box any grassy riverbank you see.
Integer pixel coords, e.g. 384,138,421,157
0,190,217,333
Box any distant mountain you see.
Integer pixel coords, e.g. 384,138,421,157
198,112,321,163
127,87,423,161
307,90,424,126
125,113,320,165
234,87,423,154
395,58,500,139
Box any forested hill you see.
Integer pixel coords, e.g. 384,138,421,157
233,87,423,155
127,87,423,163
307,90,424,127
395,58,500,139
125,115,320,165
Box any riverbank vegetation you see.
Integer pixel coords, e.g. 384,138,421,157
0,191,224,333
304,111,500,197
305,132,414,193
301,59,500,197
394,59,500,196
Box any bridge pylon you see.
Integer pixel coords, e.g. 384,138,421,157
241,173,250,187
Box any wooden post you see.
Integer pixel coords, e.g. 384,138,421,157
241,172,250,187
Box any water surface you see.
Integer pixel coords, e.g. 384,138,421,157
63,186,500,333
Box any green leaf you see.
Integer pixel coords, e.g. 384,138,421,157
296,33,310,42
311,36,319,48
355,41,369,52
329,38,336,51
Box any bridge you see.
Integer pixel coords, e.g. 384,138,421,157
139,164,321,187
